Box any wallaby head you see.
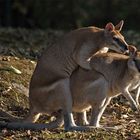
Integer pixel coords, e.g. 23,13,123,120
74,20,128,69
104,20,128,53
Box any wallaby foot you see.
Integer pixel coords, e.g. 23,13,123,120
64,113,97,131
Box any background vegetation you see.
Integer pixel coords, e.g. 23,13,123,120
0,0,140,30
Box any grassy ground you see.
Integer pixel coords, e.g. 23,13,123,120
0,29,140,140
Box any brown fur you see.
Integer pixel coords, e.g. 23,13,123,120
73,48,140,127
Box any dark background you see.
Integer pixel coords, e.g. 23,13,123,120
0,0,140,30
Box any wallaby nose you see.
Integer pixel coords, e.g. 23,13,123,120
121,44,129,54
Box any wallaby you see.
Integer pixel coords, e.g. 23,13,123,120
0,21,128,131
73,45,140,127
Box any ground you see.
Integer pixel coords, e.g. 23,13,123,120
0,29,140,140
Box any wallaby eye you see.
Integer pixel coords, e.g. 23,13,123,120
113,37,120,42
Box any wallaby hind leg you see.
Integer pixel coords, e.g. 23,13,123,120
76,111,89,126
59,79,96,131
54,78,76,131
90,97,111,127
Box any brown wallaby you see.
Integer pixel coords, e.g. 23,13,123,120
73,45,140,127
0,21,129,131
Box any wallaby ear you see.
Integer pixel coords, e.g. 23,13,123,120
115,20,124,32
105,22,115,31
128,45,137,57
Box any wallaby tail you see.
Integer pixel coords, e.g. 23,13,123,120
0,109,64,130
